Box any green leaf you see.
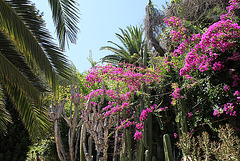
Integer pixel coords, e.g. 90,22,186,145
100,25,146,65
2,74,50,141
0,84,12,137
0,53,41,106
48,0,80,49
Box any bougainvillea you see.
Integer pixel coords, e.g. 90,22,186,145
164,16,187,42
85,62,163,91
164,0,240,118
84,63,165,139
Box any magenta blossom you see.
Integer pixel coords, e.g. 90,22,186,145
223,85,230,91
174,133,178,139
134,130,143,140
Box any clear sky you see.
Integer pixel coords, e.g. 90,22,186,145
34,0,169,73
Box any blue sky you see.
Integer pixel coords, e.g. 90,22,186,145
34,0,168,73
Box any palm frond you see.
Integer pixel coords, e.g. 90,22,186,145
4,80,50,141
101,54,122,65
48,0,80,49
100,45,132,63
0,84,12,137
101,40,133,60
0,62,50,140
20,1,73,80
0,0,70,91
0,29,48,92
100,25,146,65
0,53,41,106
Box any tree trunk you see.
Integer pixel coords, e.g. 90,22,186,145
54,120,67,161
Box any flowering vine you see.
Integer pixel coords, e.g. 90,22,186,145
84,63,164,140
164,0,240,118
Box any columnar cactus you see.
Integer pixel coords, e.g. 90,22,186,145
163,134,174,161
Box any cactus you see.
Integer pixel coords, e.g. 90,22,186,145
157,144,161,160
143,123,148,149
163,134,174,161
140,82,154,160
178,100,188,134
120,141,126,161
147,112,153,158
80,125,86,161
143,44,148,66
145,150,150,161
126,129,132,161
152,156,157,161
137,140,144,161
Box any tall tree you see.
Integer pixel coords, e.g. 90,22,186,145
0,0,79,140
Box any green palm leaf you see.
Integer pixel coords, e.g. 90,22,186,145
4,79,50,141
101,41,133,60
0,54,50,141
48,0,80,49
0,85,12,137
0,0,72,139
0,0,63,90
100,54,122,65
100,25,146,65
0,52,41,107
0,30,49,93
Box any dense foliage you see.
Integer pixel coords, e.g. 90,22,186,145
2,0,240,160
0,98,31,161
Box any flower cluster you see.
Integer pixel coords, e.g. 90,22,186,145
84,63,165,141
166,0,240,118
85,63,163,91
136,122,144,130
164,16,182,27
172,39,190,56
213,103,237,117
164,16,186,42
134,130,143,140
117,119,136,130
234,90,240,101
227,52,240,61
223,85,230,91
133,104,159,140
156,106,168,112
171,0,240,77
232,75,240,87
179,19,240,76
139,104,156,122
220,0,239,20
171,83,181,106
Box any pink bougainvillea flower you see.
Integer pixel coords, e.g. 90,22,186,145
134,130,143,140
174,133,178,139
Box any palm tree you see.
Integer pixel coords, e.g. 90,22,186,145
0,0,79,140
100,25,148,66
